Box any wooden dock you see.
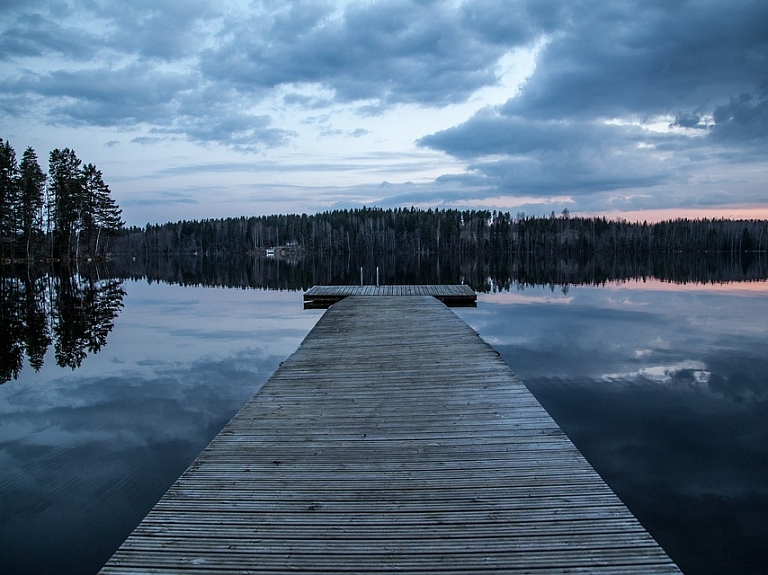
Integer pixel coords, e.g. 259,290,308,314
100,293,680,574
303,284,477,308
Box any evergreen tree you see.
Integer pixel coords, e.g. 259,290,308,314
18,147,46,260
49,148,83,259
0,139,20,242
82,163,123,256
2,137,122,261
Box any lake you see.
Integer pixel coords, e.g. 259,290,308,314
1,272,767,574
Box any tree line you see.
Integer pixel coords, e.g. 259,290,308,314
0,138,124,263
114,207,768,259
3,131,764,264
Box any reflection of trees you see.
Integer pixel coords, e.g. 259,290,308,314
3,249,763,382
1,275,25,382
109,249,768,293
22,271,51,372
0,267,124,383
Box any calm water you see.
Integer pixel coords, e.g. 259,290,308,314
1,276,767,574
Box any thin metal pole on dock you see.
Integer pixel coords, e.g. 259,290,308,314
376,266,379,286
360,267,363,286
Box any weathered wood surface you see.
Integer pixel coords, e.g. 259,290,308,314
100,296,680,574
304,284,476,308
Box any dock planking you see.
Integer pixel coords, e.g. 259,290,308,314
100,293,681,574
303,283,477,308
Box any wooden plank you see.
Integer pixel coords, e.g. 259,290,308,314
100,296,680,574
303,284,476,308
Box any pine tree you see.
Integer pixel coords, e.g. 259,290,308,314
0,139,20,244
49,148,84,260
82,163,123,256
18,147,46,260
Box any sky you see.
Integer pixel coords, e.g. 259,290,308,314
1,0,768,227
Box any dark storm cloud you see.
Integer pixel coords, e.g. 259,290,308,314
459,0,563,43
0,0,215,62
420,111,636,158
4,63,291,149
711,92,768,144
420,109,678,196
0,11,99,60
0,0,541,148
501,0,768,120
2,0,767,211
671,112,708,130
199,0,523,106
89,0,217,61
0,1,292,148
420,0,768,202
6,65,192,126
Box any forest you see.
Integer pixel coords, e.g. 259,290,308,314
3,134,767,272
0,138,123,262
115,207,768,260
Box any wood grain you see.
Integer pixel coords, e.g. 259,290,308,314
303,284,477,308
100,295,680,574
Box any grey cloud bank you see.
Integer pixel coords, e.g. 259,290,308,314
419,1,768,207
1,0,767,223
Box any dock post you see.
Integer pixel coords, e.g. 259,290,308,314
376,267,379,286
360,267,363,286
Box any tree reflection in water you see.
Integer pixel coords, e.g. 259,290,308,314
1,267,125,383
110,249,767,292
2,248,766,383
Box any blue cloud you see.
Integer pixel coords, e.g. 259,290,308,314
416,0,768,205
1,0,767,217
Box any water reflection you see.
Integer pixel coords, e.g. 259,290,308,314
455,283,768,575
6,251,764,383
1,261,767,575
111,249,767,291
1,268,125,383
0,283,321,575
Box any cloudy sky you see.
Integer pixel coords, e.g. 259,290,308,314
2,0,767,226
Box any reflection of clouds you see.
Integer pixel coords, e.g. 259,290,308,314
1,350,281,446
707,352,768,405
0,350,287,573
465,285,768,409
603,360,711,386
0,282,321,574
476,292,573,306
603,278,768,295
606,295,652,307
118,283,320,362
465,282,768,574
